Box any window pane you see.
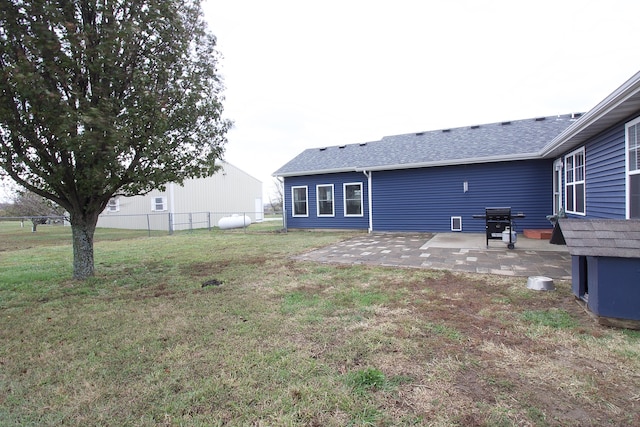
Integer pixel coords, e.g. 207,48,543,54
629,124,638,150
631,174,640,218
565,155,574,183
319,201,333,215
345,185,359,199
576,183,585,214
346,200,361,215
631,147,639,171
566,185,574,211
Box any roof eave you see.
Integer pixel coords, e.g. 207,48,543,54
273,166,359,178
356,153,541,172
540,71,640,158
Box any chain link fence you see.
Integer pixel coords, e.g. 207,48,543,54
96,211,284,235
0,212,284,236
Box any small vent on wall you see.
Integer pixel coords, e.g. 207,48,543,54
451,216,462,232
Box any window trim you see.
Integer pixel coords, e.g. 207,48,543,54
626,116,640,219
564,147,586,215
291,185,309,217
151,196,167,212
343,182,364,217
316,184,335,217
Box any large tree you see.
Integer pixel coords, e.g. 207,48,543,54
0,1,231,279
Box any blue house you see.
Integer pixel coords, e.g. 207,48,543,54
274,71,640,233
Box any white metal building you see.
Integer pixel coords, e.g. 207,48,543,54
97,161,263,231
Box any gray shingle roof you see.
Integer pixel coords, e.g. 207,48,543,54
558,219,640,259
274,114,580,176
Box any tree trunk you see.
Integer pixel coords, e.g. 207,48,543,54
71,214,98,280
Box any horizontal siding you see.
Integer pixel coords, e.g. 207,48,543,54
372,160,553,232
284,172,369,230
583,123,626,219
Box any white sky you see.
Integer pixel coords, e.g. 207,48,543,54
202,0,640,201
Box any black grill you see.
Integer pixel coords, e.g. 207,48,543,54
473,207,525,249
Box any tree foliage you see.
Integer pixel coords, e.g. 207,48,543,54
0,0,231,278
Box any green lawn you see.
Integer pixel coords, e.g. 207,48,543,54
1,226,638,426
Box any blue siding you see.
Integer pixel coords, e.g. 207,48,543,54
284,172,369,230
583,124,627,218
372,160,553,232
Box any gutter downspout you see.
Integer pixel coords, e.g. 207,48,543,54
362,170,373,233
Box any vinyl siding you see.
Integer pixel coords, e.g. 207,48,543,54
583,124,626,218
284,172,369,229
284,160,554,232
372,160,553,232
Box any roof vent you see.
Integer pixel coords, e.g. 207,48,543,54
338,145,346,149
319,147,327,151
470,125,480,129
572,112,583,119
534,117,546,122
442,129,451,133
501,121,511,126
415,132,425,136
359,142,367,147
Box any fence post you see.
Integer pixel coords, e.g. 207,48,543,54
189,213,193,231
168,213,174,235
283,209,288,232
146,214,151,237
207,212,211,231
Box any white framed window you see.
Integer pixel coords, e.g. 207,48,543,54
291,186,308,217
627,117,640,218
151,196,167,212
316,184,334,217
564,148,585,215
343,182,363,217
107,197,120,212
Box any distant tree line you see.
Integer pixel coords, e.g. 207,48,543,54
1,188,66,231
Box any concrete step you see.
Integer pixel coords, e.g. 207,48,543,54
523,229,553,240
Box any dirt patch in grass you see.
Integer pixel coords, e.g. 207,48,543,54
276,267,639,426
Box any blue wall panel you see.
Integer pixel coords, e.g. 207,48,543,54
371,160,554,232
583,124,627,219
284,172,369,230
585,256,640,321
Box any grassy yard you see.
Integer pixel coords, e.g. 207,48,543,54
0,224,639,426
